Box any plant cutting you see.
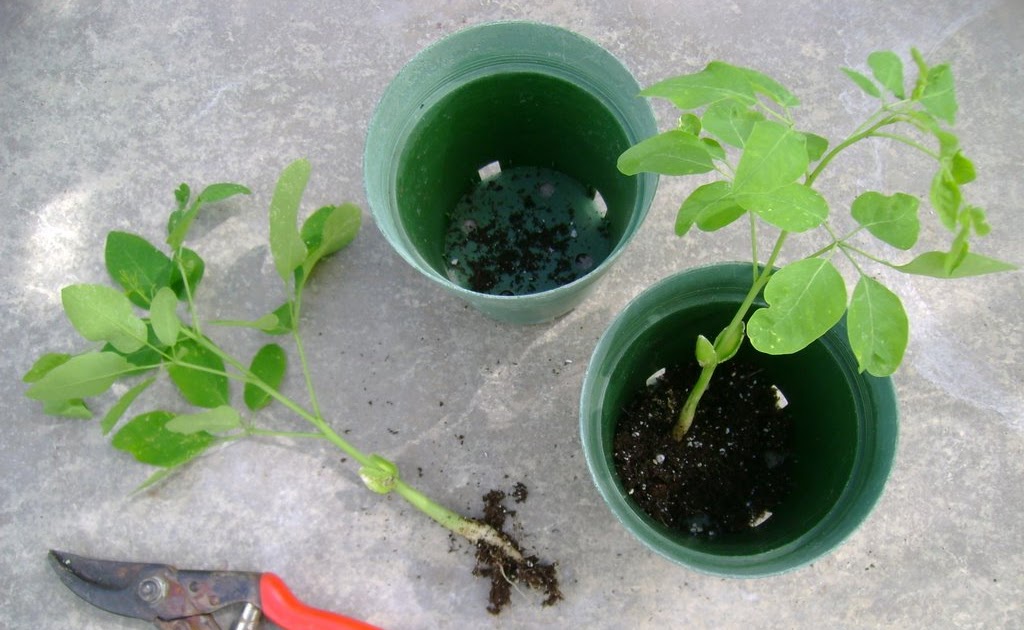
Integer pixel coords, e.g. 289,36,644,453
23,159,561,614
584,48,1016,569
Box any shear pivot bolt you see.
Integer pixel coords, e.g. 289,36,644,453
137,577,167,603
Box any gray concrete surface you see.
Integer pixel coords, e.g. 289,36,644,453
2,1,1022,628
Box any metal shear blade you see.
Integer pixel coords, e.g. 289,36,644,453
49,550,260,629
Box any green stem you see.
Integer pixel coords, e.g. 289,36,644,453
807,113,898,186
289,286,324,423
673,230,789,440
246,428,327,440
394,480,523,560
871,132,940,158
175,253,203,336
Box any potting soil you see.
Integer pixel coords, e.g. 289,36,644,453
443,165,613,295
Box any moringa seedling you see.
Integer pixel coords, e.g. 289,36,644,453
618,49,1017,440
23,159,560,612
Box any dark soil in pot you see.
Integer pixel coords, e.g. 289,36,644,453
443,165,613,296
613,360,796,538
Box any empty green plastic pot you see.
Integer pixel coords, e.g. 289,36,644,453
364,21,658,324
580,263,898,576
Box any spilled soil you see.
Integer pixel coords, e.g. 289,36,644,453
612,361,795,538
473,483,562,614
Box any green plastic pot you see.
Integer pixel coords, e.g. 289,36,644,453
580,263,898,577
364,21,658,324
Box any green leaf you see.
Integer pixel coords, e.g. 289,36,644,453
174,184,190,212
300,203,361,280
149,287,181,346
867,51,905,98
43,398,92,419
801,132,829,163
701,101,764,148
735,182,829,232
617,130,716,176
910,48,929,99
167,337,229,408
944,229,970,276
747,259,847,355
675,181,735,236
641,61,757,109
25,351,131,402
695,201,746,232
112,410,214,467
103,322,163,370
919,64,957,124
732,121,809,193
677,113,702,135
105,232,174,308
930,170,961,231
23,353,72,383
895,251,1018,278
245,343,287,411
847,277,908,376
965,205,991,236
101,376,156,435
850,191,921,250
695,334,717,368
951,151,976,185
734,65,799,107
713,321,745,363
269,159,312,282
166,405,242,434
842,67,881,98
169,248,206,300
61,284,148,354
197,183,250,204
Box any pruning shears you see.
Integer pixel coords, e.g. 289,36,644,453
48,550,381,629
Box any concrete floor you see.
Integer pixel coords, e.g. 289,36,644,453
2,1,1022,628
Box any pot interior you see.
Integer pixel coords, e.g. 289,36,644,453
395,71,638,295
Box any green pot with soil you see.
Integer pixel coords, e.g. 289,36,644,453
580,263,898,576
364,21,658,324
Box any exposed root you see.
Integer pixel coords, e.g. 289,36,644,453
470,487,563,615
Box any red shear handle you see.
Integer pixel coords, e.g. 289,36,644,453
260,573,382,630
